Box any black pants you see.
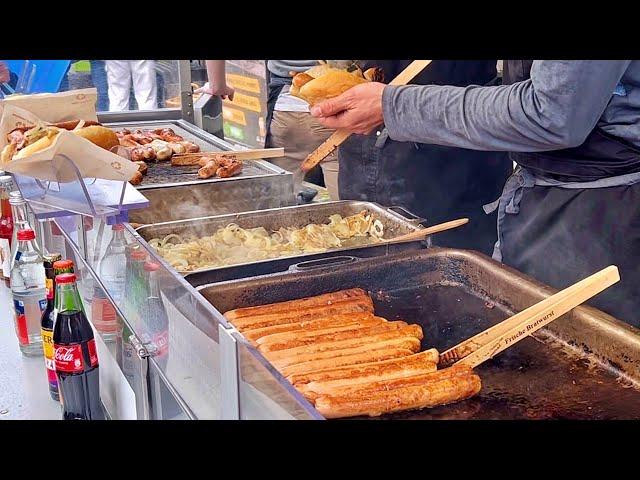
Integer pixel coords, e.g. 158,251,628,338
501,182,640,328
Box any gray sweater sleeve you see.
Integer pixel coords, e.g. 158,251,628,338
382,60,631,152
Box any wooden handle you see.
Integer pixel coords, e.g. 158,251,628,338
388,60,433,86
450,265,620,369
300,60,433,173
300,130,351,172
173,147,285,161
386,218,468,244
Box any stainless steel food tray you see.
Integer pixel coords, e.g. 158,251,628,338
106,120,295,224
199,248,640,420
135,201,429,287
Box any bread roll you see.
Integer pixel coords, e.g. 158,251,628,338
294,69,368,106
73,125,119,151
15,132,57,159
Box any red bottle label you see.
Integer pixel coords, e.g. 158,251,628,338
13,300,29,345
154,330,169,357
87,338,99,367
91,298,118,333
54,344,84,373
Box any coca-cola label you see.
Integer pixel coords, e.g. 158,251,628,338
91,297,118,333
54,344,84,373
87,338,99,367
13,300,28,345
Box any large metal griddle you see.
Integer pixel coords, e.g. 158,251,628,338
198,248,640,420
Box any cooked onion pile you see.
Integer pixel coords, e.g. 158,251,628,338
149,211,385,272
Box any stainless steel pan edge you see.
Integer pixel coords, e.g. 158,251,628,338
134,201,428,285
458,249,640,384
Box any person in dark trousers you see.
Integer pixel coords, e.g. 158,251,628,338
337,60,512,256
311,60,640,328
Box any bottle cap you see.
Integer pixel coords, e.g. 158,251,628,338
17,229,35,240
131,250,147,260
112,223,124,231
143,261,161,272
53,259,74,271
55,273,77,284
9,194,25,205
43,253,63,264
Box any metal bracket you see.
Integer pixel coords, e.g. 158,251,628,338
178,60,195,125
129,333,151,420
219,324,240,419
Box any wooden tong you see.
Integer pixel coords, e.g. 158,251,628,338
384,218,469,244
440,265,621,369
171,147,285,166
300,60,433,173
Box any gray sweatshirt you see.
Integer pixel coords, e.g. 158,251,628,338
382,60,640,152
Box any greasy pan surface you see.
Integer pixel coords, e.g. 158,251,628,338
107,121,276,189
200,248,640,420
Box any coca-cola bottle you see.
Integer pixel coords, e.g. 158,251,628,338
40,253,63,401
53,272,105,420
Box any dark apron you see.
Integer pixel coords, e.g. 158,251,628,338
489,60,640,327
339,60,512,256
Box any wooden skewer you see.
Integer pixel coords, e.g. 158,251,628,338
446,265,620,369
385,218,469,244
300,60,433,173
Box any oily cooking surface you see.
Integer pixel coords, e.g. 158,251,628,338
200,249,640,420
108,122,272,187
139,161,269,187
363,284,640,420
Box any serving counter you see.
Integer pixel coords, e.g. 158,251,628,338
33,201,640,420
6,80,639,420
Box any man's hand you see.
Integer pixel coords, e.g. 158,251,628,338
0,62,10,84
310,82,385,134
195,82,235,101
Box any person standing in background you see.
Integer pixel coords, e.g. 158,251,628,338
106,60,157,111
89,60,109,111
196,60,235,100
265,60,344,199
1,61,11,84
199,60,342,198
